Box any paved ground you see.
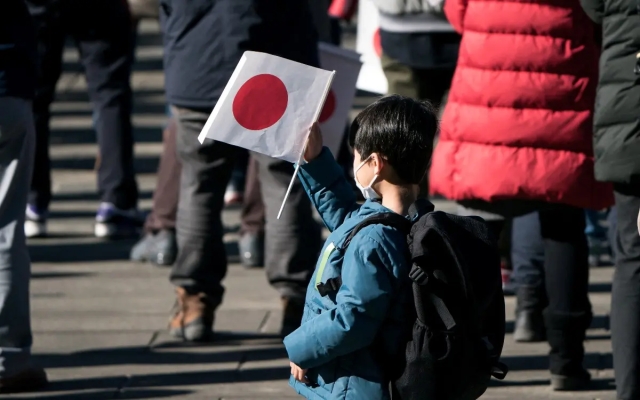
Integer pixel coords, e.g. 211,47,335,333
2,20,617,400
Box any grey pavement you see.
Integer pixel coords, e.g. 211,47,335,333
2,20,617,400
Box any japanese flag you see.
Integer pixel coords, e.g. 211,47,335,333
198,52,335,164
318,43,362,158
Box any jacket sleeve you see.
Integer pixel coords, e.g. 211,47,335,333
444,0,468,33
283,235,395,369
580,0,604,24
298,147,359,232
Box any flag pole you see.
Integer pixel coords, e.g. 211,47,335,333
277,71,336,220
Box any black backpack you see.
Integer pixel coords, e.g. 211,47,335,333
317,201,508,399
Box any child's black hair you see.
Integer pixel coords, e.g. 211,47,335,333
348,95,438,185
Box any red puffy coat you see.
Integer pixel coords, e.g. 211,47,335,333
429,0,613,210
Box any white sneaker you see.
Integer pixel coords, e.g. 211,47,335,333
94,202,144,239
25,205,47,238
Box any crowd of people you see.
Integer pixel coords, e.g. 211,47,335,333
0,0,639,399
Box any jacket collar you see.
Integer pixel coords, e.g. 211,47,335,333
364,198,435,222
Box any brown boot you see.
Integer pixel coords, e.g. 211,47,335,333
0,366,47,394
280,297,305,339
169,287,215,342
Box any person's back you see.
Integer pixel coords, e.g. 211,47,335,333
283,96,438,400
430,0,612,211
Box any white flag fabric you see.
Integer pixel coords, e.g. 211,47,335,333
198,51,335,163
356,0,388,94
318,43,362,158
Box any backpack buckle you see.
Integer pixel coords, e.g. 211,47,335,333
316,277,342,297
409,264,429,286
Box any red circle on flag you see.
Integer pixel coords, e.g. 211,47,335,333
232,74,288,131
319,89,336,123
373,29,382,58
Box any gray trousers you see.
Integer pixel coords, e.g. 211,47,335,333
169,107,321,307
0,98,36,378
611,184,640,400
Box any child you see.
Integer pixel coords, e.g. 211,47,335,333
283,95,438,399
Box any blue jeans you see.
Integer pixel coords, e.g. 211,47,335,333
0,98,36,377
511,211,545,288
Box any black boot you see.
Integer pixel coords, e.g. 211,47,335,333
545,311,592,391
514,286,546,342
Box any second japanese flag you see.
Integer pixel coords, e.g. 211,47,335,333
198,51,335,163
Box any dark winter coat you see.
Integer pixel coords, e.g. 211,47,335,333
0,0,37,99
580,0,640,184
159,0,319,110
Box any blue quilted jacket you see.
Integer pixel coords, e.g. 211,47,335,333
284,148,420,400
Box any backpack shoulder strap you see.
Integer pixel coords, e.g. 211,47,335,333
316,213,412,297
341,213,412,251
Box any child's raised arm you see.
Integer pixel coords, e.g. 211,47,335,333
298,124,359,232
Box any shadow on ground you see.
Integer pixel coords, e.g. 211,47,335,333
489,377,615,391
50,127,163,146
31,271,96,279
502,352,613,372
51,156,160,175
12,388,193,400
505,315,610,334
28,240,239,263
51,191,154,203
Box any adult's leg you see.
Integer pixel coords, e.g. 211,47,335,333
0,98,47,391
25,1,65,214
74,0,138,210
131,118,180,266
511,212,547,342
239,155,265,268
144,118,181,233
611,184,640,400
169,106,236,341
538,206,591,388
252,154,322,335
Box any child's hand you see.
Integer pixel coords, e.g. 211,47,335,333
303,123,323,162
290,361,309,383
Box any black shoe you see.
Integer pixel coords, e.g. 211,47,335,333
239,232,264,268
514,310,546,343
545,310,592,386
0,366,48,393
130,230,177,266
551,369,591,391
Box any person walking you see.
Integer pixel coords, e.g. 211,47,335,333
430,0,613,390
579,0,640,398
24,0,142,239
0,0,48,393
162,0,323,342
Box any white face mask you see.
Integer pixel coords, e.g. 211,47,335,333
354,156,381,200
